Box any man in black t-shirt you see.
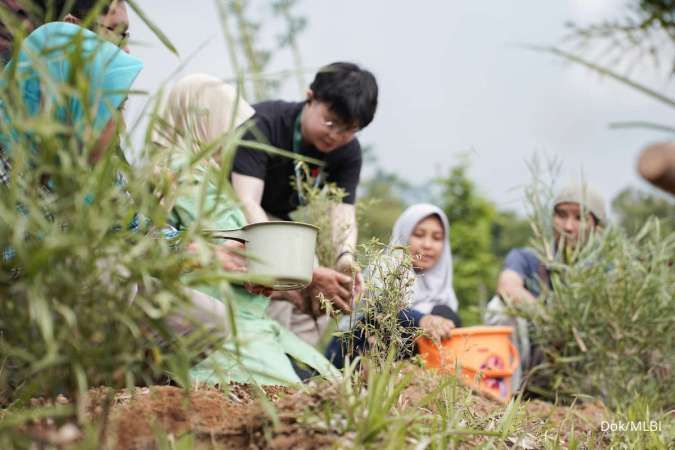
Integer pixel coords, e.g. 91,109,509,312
232,100,363,221
231,62,378,344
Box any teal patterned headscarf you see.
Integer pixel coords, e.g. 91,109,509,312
0,21,143,145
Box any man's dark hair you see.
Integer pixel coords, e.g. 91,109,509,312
1,0,119,59
309,61,378,129
37,0,116,20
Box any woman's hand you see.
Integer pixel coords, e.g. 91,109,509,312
419,314,455,341
214,240,247,272
187,241,271,296
187,240,247,272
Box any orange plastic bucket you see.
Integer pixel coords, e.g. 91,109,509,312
417,326,520,403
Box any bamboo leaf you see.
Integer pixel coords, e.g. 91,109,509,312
524,45,675,109
609,121,675,133
125,0,178,56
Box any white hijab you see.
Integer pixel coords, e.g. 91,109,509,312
390,203,459,313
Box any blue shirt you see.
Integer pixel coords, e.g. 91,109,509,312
503,248,547,298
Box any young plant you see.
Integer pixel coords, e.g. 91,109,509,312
290,163,349,268
0,25,245,414
520,163,675,411
333,240,419,367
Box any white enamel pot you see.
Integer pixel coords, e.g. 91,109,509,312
207,221,318,291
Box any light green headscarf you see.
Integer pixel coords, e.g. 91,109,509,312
158,73,340,386
156,73,254,231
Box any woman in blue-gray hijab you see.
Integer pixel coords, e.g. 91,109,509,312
0,20,142,180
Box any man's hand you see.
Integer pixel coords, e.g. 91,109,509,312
245,284,273,297
335,252,363,299
306,266,353,313
353,271,363,298
419,314,455,342
497,269,537,307
270,289,323,317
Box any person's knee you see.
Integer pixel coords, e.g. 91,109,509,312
484,295,515,326
324,336,345,369
430,304,462,327
484,312,514,326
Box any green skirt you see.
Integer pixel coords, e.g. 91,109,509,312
190,286,339,386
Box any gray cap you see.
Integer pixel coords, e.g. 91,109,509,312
553,183,607,224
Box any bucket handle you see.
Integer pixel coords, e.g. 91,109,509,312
508,340,520,373
203,228,247,244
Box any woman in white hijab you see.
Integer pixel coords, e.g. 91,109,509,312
156,73,339,386
325,203,461,368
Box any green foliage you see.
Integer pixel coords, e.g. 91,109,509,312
217,0,309,101
611,186,675,235
491,210,533,259
526,219,675,410
0,28,238,408
533,0,675,417
608,397,675,449
347,242,419,366
356,170,407,245
297,357,633,449
519,160,675,411
226,0,274,101
357,157,531,326
272,0,308,95
565,0,675,74
290,167,347,268
330,354,416,446
437,159,530,325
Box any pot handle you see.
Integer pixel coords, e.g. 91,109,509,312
508,341,521,373
203,228,247,244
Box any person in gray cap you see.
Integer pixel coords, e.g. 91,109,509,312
485,182,606,389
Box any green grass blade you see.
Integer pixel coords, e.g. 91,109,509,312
126,0,178,56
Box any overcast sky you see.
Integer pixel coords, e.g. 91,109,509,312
126,0,674,214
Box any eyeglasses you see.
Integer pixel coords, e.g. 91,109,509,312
320,115,360,137
94,22,130,46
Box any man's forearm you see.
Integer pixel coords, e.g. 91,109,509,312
498,285,537,306
231,172,267,224
497,270,537,306
331,203,357,256
240,199,269,224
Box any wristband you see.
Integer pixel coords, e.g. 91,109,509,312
335,250,353,264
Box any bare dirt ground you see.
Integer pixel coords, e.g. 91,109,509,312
16,367,611,449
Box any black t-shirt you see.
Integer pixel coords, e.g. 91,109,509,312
231,100,362,220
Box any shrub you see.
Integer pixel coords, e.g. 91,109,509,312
290,169,348,268
0,29,235,408
526,215,675,409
